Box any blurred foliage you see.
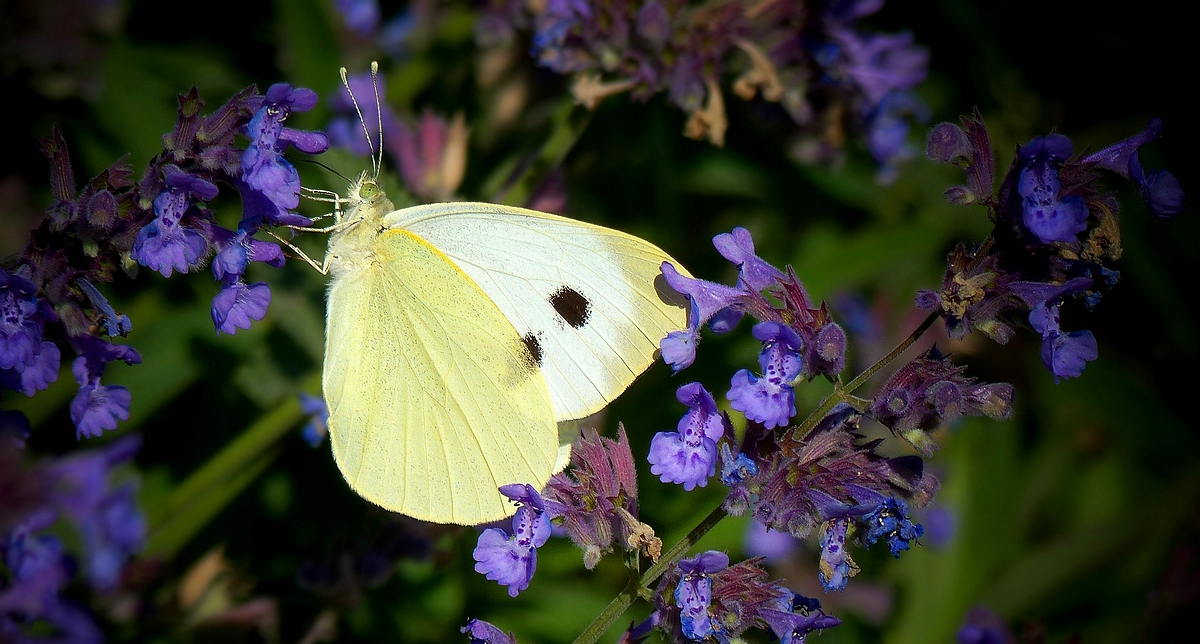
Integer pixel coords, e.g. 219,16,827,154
1,0,1196,642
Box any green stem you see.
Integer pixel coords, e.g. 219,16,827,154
573,504,728,644
144,373,320,557
498,97,593,207
843,311,939,394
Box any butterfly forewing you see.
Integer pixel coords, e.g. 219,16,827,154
323,227,560,525
385,203,691,422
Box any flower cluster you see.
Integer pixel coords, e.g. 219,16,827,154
477,0,929,176
654,551,840,643
2,82,328,440
543,426,661,569
870,345,1014,456
921,111,1184,381
473,427,660,594
1,434,146,639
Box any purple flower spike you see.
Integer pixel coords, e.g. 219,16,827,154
241,83,328,223
713,227,784,292
727,322,803,429
473,485,550,597
647,383,725,491
211,282,272,336
462,618,516,644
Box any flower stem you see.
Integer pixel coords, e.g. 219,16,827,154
573,504,728,644
790,311,939,442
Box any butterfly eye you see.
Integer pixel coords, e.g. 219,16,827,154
359,180,380,199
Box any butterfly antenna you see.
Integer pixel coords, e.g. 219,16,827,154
339,66,379,178
369,61,384,181
300,158,353,185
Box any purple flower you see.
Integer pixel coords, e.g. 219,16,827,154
727,322,803,429
744,519,799,565
818,517,854,591
75,279,131,337
825,27,928,107
957,606,1013,644
462,618,516,644
674,551,728,641
334,0,380,35
241,83,328,223
1,269,57,373
1011,277,1098,382
132,166,217,278
719,443,758,487
1129,150,1185,219
211,229,285,283
1,512,69,616
211,282,271,336
1,341,60,397
660,261,746,334
1016,134,1089,244
1041,331,1098,383
759,593,842,644
647,383,725,491
299,393,329,447
861,497,923,558
68,336,142,439
79,483,145,591
1081,117,1184,219
472,484,551,597
712,227,784,291
660,327,699,373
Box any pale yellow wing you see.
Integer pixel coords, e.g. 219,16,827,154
384,202,691,422
323,228,560,525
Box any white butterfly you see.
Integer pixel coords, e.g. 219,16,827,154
298,66,690,525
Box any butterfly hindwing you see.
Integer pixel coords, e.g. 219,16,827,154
323,227,560,525
385,202,690,422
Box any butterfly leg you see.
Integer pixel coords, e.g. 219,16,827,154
264,229,329,275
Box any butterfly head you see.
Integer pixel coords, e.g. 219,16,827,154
343,170,392,221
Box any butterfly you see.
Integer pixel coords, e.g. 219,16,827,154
308,70,690,525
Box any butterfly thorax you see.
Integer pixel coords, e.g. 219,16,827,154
326,174,395,278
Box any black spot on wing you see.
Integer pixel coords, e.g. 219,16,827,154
521,332,544,369
549,286,591,329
